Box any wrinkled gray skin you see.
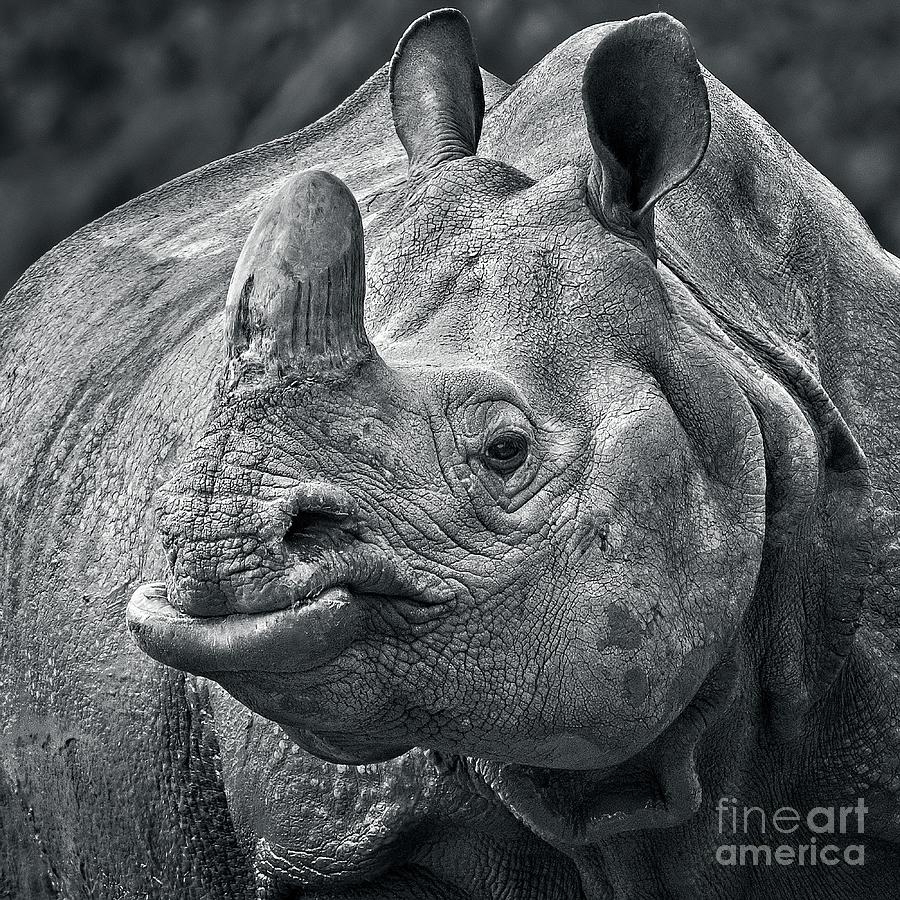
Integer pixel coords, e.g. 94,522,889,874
4,9,900,900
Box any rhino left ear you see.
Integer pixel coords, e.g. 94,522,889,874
582,13,711,261
390,8,484,191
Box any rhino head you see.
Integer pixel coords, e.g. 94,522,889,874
128,11,773,839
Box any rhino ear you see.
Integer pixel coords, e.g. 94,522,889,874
390,8,484,190
582,13,710,261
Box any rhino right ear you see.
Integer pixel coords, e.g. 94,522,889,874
390,8,484,191
582,13,711,262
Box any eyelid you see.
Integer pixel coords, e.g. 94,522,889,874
455,389,538,429
483,423,530,449
482,399,533,431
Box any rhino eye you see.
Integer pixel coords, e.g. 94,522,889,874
483,431,529,474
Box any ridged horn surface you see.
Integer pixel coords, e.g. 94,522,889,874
224,170,369,374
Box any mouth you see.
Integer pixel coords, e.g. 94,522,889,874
126,547,446,677
127,582,417,765
126,581,369,675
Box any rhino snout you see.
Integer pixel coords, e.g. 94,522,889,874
159,481,360,619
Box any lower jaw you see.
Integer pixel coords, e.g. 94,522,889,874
466,650,741,844
280,723,412,765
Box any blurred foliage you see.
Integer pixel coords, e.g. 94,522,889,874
1,0,897,296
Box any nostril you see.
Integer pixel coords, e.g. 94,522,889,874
284,509,354,542
281,482,358,545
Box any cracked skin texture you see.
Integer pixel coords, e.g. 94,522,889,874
3,10,900,900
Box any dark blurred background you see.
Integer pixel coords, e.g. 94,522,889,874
1,0,897,296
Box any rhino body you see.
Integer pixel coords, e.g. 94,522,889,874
3,10,900,900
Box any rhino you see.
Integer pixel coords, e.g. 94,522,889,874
3,7,899,899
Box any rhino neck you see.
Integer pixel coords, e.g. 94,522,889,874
462,647,741,844
658,261,873,729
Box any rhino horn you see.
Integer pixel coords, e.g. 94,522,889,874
390,9,484,190
224,170,371,375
